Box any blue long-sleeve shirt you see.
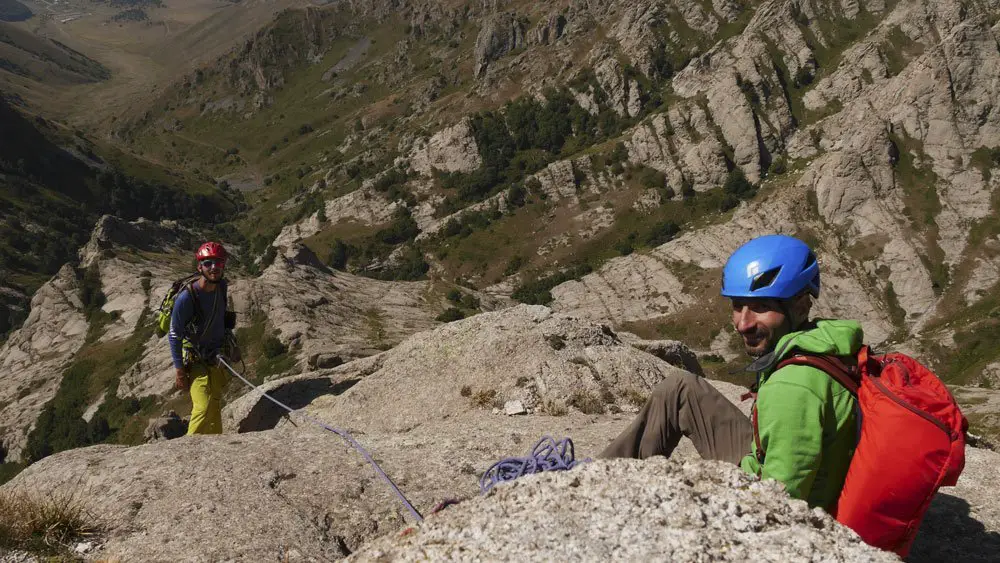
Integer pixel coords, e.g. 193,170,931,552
168,281,227,369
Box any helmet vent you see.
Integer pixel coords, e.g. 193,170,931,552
803,251,817,270
749,267,781,292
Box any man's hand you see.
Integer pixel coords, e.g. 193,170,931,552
175,368,190,391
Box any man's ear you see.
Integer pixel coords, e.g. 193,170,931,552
790,292,812,324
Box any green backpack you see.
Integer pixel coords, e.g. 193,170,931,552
154,274,203,338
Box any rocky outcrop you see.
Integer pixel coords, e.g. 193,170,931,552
352,457,896,562
227,305,696,433
272,188,399,250
625,104,730,193
551,253,695,323
1,305,725,561
94,257,180,345
593,52,643,117
530,12,566,45
143,410,187,442
225,7,338,95
408,119,482,176
0,265,88,462
621,334,704,376
77,215,192,268
4,305,997,562
241,244,441,369
782,1,1000,330
474,13,526,79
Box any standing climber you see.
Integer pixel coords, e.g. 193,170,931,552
601,234,859,511
169,242,231,435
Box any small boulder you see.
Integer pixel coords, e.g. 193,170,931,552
308,353,344,369
504,400,527,416
143,410,187,442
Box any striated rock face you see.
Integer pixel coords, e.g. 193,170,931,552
551,253,695,323
242,244,441,369
530,11,566,45
0,265,88,463
626,104,730,193
351,457,896,562
593,53,643,117
272,188,400,249
408,119,482,175
781,0,1000,331
474,12,526,78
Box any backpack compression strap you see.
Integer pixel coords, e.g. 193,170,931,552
750,350,865,469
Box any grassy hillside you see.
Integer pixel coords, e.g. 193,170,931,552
0,22,110,110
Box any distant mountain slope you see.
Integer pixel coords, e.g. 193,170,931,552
0,0,31,22
115,0,1000,393
0,22,109,113
0,23,108,84
0,97,237,342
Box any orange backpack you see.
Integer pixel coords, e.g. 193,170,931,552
770,346,968,556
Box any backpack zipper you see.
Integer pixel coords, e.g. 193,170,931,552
871,360,955,439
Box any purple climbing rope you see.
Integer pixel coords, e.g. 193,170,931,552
479,436,589,494
217,356,424,522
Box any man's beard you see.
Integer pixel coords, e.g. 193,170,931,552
742,316,794,358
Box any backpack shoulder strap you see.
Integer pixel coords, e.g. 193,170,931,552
751,351,862,470
776,353,861,396
184,278,203,325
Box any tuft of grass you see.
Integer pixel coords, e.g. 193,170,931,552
568,390,605,414
436,307,465,322
541,399,568,416
470,389,499,408
0,490,101,554
622,389,649,408
970,146,1000,182
234,313,300,383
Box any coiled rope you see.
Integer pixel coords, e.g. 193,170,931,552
479,436,589,494
217,356,424,522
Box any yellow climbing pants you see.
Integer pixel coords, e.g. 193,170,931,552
187,363,228,435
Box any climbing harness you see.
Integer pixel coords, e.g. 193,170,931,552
216,356,424,523
479,436,589,494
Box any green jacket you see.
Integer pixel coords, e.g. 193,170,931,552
739,319,861,511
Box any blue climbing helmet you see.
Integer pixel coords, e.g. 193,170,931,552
721,234,820,299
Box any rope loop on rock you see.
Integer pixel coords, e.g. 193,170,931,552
217,356,424,522
479,436,589,494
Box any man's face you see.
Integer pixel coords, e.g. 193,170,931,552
198,258,225,283
730,297,791,357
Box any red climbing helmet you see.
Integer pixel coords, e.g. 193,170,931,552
195,241,227,262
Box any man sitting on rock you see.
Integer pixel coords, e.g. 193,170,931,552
169,241,230,435
602,234,860,511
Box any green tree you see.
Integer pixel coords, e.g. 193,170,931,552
329,239,349,270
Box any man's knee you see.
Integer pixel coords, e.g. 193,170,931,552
650,371,701,402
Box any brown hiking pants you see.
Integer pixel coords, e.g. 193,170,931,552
600,372,753,465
